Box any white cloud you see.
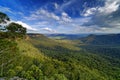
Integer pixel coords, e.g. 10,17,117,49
1,20,37,31
80,0,120,33
24,14,40,20
36,9,60,21
61,12,72,23
51,13,60,21
22,0,120,33
54,3,59,9
73,26,95,33
41,27,56,33
62,12,68,17
0,6,13,13
25,9,60,21
25,9,72,25
98,1,119,14
82,8,97,17
82,0,120,17
72,25,110,33
15,21,37,31
33,21,49,27
60,0,75,10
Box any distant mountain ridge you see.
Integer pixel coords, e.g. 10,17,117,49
27,33,45,37
45,34,89,40
80,34,120,45
27,33,120,45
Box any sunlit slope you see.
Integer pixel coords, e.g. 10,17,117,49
28,34,80,51
27,34,120,80
18,39,109,80
0,39,109,80
17,40,46,61
0,39,47,75
1,35,119,79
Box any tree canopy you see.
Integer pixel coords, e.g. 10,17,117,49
0,12,10,23
5,22,27,39
6,22,26,35
0,12,26,39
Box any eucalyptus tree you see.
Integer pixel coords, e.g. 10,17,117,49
0,12,10,31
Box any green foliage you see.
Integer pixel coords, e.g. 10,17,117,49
0,39,17,51
0,12,26,39
42,62,56,77
0,12,10,24
0,12,10,32
30,65,43,80
15,66,23,76
22,71,35,80
7,69,16,78
80,34,120,45
53,74,68,80
1,36,120,80
6,22,26,39
0,12,120,80
28,35,120,80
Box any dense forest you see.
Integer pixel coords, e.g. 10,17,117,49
0,12,120,80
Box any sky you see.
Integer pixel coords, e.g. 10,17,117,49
0,0,120,34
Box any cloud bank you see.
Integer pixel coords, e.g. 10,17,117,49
1,0,120,33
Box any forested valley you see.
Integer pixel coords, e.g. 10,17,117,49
0,12,120,80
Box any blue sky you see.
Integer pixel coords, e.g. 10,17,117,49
0,0,120,34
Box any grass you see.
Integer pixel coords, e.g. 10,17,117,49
16,39,48,61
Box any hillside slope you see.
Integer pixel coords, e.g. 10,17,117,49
28,34,80,51
27,34,120,80
0,39,102,79
45,34,88,40
80,34,120,45
0,34,120,80
79,34,120,59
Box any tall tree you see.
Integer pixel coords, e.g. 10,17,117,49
6,22,26,39
0,12,10,31
0,12,10,23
